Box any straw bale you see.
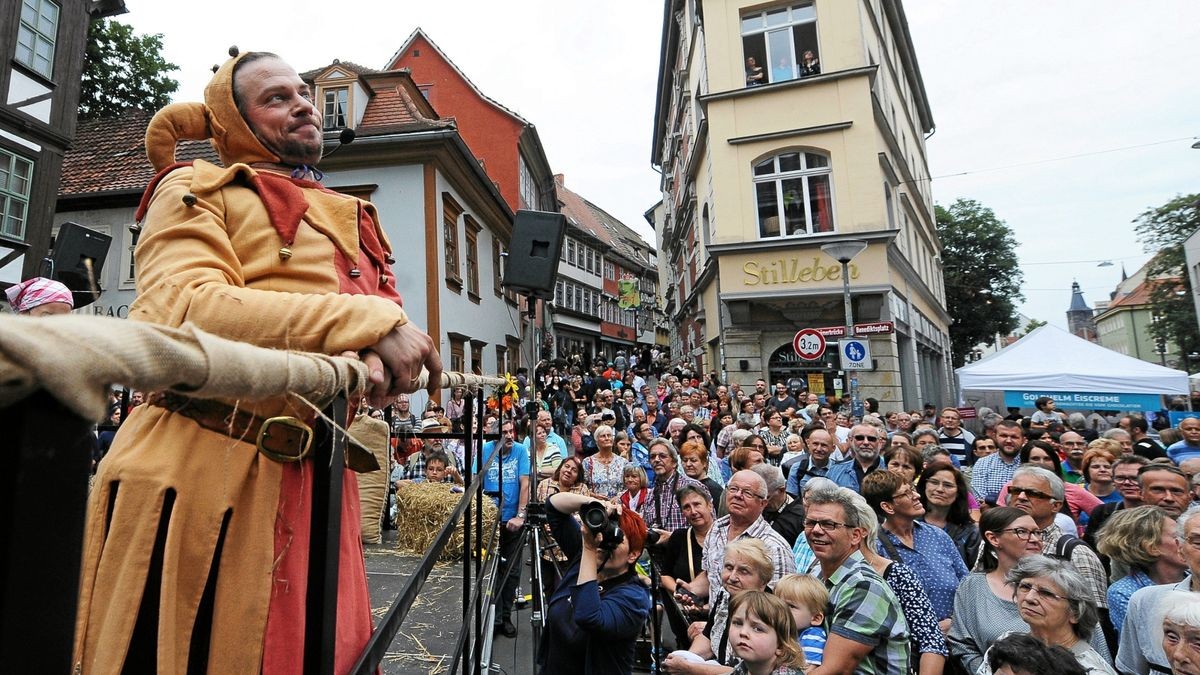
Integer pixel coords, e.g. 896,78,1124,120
351,414,391,544
394,482,495,561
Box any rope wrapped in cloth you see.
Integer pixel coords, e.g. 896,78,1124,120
0,314,370,421
0,314,507,422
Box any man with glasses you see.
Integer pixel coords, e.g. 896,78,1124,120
1083,455,1149,550
971,420,1024,501
630,421,656,487
1008,466,1109,618
1059,431,1089,484
642,439,708,539
936,407,976,465
688,470,794,602
827,424,886,491
1118,504,1200,675
805,486,910,675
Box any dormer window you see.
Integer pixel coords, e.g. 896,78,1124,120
323,87,349,130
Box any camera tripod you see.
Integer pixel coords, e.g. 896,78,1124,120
491,495,561,675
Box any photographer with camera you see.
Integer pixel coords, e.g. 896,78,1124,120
538,491,654,674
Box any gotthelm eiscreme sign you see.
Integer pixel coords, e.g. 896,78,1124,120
1003,390,1163,412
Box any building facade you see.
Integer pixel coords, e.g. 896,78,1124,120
0,0,125,305
1095,262,1180,368
651,0,952,409
554,174,661,364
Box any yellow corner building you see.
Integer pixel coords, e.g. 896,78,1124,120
649,0,952,410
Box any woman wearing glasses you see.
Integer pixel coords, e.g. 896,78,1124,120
917,464,982,567
978,555,1116,674
948,507,1050,674
863,470,968,628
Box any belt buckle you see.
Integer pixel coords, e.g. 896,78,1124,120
257,416,313,463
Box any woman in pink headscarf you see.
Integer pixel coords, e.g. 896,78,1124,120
5,277,73,315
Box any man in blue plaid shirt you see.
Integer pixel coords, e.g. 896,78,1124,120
806,485,910,675
969,420,1024,501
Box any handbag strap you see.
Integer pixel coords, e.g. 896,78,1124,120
686,526,695,577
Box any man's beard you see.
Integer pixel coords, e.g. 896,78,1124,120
257,130,323,167
274,136,323,166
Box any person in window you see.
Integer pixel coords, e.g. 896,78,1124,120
798,50,820,77
745,57,765,86
772,57,794,83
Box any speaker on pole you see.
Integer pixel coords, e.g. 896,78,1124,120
50,222,110,309
502,210,565,300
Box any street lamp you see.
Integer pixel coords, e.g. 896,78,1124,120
821,240,869,415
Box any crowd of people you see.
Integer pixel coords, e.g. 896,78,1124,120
379,360,1200,675
83,346,1200,674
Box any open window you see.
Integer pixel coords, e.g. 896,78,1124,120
741,3,820,86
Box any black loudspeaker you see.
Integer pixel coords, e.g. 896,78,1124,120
51,222,110,309
502,210,565,300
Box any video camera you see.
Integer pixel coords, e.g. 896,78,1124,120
580,502,663,551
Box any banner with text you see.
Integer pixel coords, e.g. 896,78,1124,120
1003,390,1163,412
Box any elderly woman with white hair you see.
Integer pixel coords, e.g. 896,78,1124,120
979,555,1116,675
581,424,627,500
1161,591,1200,675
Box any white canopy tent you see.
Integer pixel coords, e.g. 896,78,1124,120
956,324,1189,396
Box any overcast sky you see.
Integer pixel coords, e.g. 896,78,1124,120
118,0,1200,329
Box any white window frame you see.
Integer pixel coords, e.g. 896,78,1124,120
752,150,836,239
740,2,818,86
323,87,349,130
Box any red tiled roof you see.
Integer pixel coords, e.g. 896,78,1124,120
554,175,654,270
1107,277,1178,310
359,86,419,128
60,108,220,197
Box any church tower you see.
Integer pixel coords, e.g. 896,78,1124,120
1067,281,1097,341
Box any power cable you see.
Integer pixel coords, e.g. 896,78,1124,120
903,136,1196,185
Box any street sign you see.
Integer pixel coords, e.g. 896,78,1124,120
853,321,894,336
793,328,827,360
810,322,895,338
840,338,872,371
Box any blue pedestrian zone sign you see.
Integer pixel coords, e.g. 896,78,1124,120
1002,390,1163,412
841,339,872,371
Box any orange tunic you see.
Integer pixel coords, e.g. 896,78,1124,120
73,160,404,674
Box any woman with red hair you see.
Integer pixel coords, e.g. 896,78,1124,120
542,491,653,674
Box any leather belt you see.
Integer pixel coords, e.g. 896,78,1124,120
147,391,313,463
